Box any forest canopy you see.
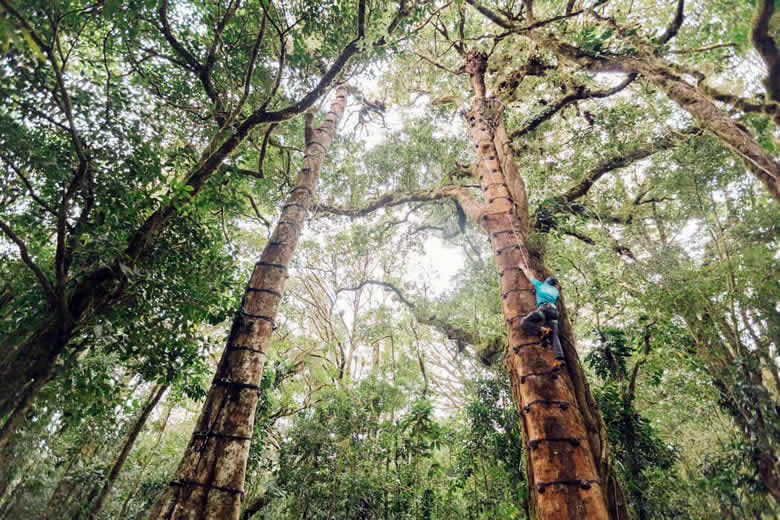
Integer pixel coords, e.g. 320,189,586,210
0,0,778,519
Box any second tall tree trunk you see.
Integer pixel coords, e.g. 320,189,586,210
87,383,168,519
147,85,349,520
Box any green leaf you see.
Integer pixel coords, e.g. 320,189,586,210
21,29,45,61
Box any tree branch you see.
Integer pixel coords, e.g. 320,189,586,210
624,322,654,407
240,495,269,520
699,82,780,125
561,228,634,258
670,42,736,54
4,158,60,221
464,0,515,29
226,11,266,125
657,0,684,44
316,184,484,222
0,220,55,302
247,195,271,235
259,5,287,112
510,74,636,140
336,280,479,348
158,0,203,73
751,0,780,102
258,123,277,176
551,127,697,205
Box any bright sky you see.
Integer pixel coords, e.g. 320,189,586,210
338,77,468,297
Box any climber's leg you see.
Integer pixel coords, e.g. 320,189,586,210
536,304,564,362
520,309,544,336
550,319,564,362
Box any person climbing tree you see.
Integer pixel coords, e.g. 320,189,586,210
516,262,564,366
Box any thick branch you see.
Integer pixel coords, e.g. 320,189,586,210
0,220,55,302
551,127,697,204
464,0,515,29
122,8,371,264
522,26,780,200
316,184,484,221
699,83,780,125
751,0,780,102
158,0,203,73
252,0,368,124
336,280,479,348
657,0,684,44
510,75,636,140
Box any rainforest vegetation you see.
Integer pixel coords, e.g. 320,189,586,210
0,0,778,518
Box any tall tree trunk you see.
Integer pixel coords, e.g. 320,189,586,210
119,400,173,519
0,450,34,511
462,49,626,520
86,384,168,519
686,312,780,502
147,85,349,520
0,472,29,519
0,324,63,451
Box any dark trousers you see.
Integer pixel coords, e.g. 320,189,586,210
519,303,564,361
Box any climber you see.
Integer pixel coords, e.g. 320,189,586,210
517,262,565,365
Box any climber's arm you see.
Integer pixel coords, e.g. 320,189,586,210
519,262,537,284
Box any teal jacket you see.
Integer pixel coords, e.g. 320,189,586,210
531,278,559,307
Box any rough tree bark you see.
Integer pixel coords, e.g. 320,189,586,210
147,85,348,520
461,49,626,520
87,384,168,519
